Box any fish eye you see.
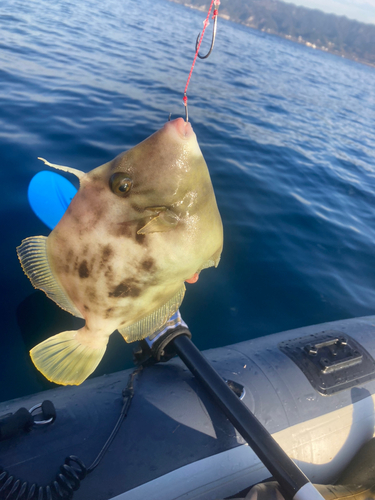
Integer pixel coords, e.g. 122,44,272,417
109,173,133,197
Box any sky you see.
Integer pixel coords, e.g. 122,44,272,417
287,0,375,24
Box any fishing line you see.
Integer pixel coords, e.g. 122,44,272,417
183,0,220,121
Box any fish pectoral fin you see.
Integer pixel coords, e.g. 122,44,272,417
38,157,85,181
137,208,179,235
16,236,83,319
30,329,108,386
118,285,185,342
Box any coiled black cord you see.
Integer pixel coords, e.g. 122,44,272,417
0,366,142,500
0,455,86,499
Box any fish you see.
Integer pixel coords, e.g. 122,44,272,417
17,118,223,386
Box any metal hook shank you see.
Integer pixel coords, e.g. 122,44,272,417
195,14,218,59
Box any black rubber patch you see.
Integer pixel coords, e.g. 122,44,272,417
279,330,375,395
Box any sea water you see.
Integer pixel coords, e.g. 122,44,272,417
1,0,375,402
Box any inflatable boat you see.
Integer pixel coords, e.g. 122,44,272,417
1,314,375,500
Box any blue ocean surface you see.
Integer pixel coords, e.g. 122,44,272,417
1,0,375,402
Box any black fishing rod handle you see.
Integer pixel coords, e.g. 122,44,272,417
172,335,324,500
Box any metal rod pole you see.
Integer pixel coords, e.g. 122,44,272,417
172,334,324,500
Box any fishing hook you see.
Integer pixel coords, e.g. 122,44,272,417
195,13,218,59
182,1,219,121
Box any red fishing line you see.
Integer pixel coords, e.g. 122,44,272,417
183,0,220,118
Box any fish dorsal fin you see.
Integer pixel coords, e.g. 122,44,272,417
38,157,85,181
137,207,179,235
118,285,185,342
17,236,83,319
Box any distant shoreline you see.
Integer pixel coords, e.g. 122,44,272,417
168,0,375,69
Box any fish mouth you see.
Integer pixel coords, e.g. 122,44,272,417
185,272,199,284
164,117,194,140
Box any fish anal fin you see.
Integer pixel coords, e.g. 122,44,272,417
38,157,85,181
137,208,179,235
118,285,185,342
16,236,83,319
30,330,108,385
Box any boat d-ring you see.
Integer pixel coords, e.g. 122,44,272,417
29,400,56,426
224,379,246,400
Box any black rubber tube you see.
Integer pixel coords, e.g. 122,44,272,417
172,334,310,500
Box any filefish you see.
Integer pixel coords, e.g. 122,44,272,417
17,118,223,386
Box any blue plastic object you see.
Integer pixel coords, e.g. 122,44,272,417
28,171,78,230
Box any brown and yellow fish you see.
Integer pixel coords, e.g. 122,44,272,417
17,118,223,386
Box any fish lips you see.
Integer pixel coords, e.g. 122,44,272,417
163,118,195,140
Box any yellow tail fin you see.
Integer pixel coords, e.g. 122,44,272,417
30,330,108,386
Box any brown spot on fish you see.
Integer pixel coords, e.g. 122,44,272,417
109,278,141,298
55,259,70,275
83,304,90,311
105,307,114,319
82,245,89,256
141,258,155,271
86,286,98,303
102,245,113,261
78,260,90,278
135,233,146,245
115,223,133,238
